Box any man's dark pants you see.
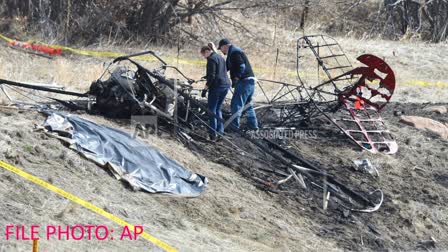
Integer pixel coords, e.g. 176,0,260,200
208,87,229,137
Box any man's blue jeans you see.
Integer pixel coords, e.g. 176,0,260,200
230,78,258,129
208,87,229,137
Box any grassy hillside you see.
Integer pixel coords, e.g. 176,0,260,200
0,15,448,251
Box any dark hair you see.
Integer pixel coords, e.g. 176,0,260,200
201,42,217,54
200,46,211,53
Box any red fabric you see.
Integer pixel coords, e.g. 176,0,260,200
8,40,62,55
31,44,62,55
9,41,31,49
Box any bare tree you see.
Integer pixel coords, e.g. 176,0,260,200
370,0,448,42
0,0,252,45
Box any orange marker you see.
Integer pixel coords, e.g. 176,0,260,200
32,240,38,252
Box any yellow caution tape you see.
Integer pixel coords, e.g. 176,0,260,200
0,33,13,43
0,32,202,65
0,159,177,252
0,33,447,88
403,80,448,88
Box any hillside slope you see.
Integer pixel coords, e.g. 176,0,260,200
0,36,447,251
0,109,339,251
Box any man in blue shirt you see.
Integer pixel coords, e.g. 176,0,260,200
218,38,259,130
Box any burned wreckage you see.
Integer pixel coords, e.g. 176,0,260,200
0,35,398,211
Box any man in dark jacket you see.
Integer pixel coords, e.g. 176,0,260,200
218,38,258,130
201,45,231,140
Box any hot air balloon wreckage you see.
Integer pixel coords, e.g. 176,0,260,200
0,35,398,213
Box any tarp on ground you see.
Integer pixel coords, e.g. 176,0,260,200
42,112,207,197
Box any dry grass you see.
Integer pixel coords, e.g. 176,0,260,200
1,26,447,104
0,17,447,252
0,108,343,251
225,14,448,103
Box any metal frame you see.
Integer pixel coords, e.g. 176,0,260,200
294,35,398,154
0,45,387,213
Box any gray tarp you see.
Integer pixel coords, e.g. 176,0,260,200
42,113,207,197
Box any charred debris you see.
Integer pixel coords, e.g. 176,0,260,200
0,35,399,214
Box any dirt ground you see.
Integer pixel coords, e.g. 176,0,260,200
0,103,447,251
0,36,447,251
0,108,344,252
194,101,448,251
